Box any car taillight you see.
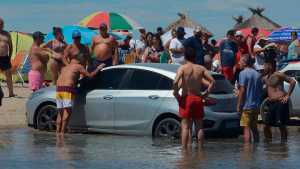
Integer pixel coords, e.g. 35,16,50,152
203,97,218,106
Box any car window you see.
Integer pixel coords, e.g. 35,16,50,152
123,69,171,90
284,70,300,77
211,74,234,94
79,69,128,90
157,76,173,90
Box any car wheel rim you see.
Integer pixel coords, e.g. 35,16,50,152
38,106,57,131
156,120,180,139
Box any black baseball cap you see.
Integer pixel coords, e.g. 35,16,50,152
176,27,186,35
32,31,45,40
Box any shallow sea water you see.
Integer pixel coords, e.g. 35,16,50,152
0,127,300,169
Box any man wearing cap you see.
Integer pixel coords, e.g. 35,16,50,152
184,27,205,66
64,30,90,67
28,31,50,91
253,37,276,71
219,30,238,83
90,23,118,70
169,27,186,64
0,18,15,97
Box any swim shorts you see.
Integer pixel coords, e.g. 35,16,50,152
179,95,204,119
264,101,290,127
88,57,112,72
0,56,12,71
28,70,44,91
221,66,234,82
240,109,259,127
56,86,76,109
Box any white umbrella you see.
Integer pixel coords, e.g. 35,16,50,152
161,27,195,45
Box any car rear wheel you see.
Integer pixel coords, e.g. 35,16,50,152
36,104,57,131
154,117,180,139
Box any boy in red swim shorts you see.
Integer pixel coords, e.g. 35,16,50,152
173,47,215,149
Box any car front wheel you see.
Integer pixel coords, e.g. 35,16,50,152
153,117,180,139
36,104,57,131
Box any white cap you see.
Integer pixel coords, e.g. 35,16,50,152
235,30,244,37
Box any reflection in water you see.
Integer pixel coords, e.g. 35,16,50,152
0,128,300,169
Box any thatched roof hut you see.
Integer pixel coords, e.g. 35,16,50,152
165,12,213,36
233,7,281,31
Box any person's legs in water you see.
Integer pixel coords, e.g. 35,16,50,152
4,69,15,97
249,111,259,143
264,125,272,141
56,109,63,134
279,126,288,142
194,119,204,147
181,118,192,149
61,108,72,135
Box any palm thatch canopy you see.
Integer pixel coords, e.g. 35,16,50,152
165,12,213,36
233,7,281,31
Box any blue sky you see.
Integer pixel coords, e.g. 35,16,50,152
0,0,298,38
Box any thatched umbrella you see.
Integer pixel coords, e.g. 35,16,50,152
165,12,213,36
233,7,281,31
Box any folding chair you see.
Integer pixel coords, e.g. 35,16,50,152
16,54,31,86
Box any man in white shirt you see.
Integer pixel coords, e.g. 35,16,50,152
169,27,186,64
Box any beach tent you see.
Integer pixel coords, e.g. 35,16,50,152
233,7,281,31
164,12,213,37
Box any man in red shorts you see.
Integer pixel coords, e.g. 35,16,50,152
173,47,215,149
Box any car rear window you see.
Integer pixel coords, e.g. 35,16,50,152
211,75,234,94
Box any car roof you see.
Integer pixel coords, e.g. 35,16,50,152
108,63,220,75
280,62,300,72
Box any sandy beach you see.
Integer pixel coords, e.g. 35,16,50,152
0,82,30,128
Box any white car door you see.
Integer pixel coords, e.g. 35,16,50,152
84,68,128,129
283,70,300,115
114,69,173,131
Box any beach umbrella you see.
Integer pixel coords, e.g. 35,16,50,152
44,25,97,45
161,27,194,45
238,28,271,38
79,11,140,30
268,27,300,42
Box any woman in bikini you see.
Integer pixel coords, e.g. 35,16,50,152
44,27,67,85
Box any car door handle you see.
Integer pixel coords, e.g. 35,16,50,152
103,95,113,100
148,95,159,100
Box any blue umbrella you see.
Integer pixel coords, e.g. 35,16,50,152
45,25,97,45
45,25,126,45
268,27,300,42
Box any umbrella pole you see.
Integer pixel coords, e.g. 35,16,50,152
15,31,19,56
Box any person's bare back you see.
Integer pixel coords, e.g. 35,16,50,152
0,31,11,57
174,63,214,97
64,44,90,67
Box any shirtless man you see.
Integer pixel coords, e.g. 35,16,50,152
263,59,296,141
0,18,15,97
89,23,118,71
64,30,90,67
173,47,215,148
43,27,67,85
28,31,50,91
56,59,105,135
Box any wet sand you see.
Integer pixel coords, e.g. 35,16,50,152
0,82,30,128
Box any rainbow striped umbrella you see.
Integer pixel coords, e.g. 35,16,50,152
79,11,140,30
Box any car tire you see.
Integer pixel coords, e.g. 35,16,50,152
153,117,180,139
36,104,57,131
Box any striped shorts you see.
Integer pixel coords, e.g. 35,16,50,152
56,86,76,109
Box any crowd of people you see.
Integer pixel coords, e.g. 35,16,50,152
0,17,299,148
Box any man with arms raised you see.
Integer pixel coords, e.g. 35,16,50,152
173,47,215,149
0,18,15,97
89,23,118,71
56,59,105,135
28,31,50,91
64,30,90,67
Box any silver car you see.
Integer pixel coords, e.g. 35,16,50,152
26,63,241,138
